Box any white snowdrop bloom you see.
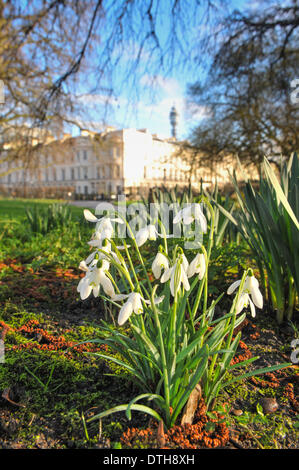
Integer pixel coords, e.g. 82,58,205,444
173,204,207,232
113,292,164,326
152,252,169,279
77,259,115,300
135,224,160,247
227,273,263,316
160,256,190,297
187,253,206,280
83,209,123,241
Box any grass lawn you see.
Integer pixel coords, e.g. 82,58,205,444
0,197,298,450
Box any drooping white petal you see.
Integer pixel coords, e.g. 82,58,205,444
118,301,133,326
153,295,165,305
227,279,241,295
84,209,99,223
193,205,207,233
79,260,89,272
85,252,97,265
251,285,263,309
112,293,129,301
135,227,149,247
99,272,115,298
181,253,189,273
182,207,194,225
152,252,169,279
131,293,144,314
100,259,110,271
92,284,100,298
173,204,207,232
246,276,263,309
160,266,173,283
148,224,158,240
187,253,206,280
235,292,249,314
77,277,93,300
248,296,256,318
88,239,102,247
93,218,115,239
173,210,183,224
181,268,190,292
142,295,165,305
111,217,125,224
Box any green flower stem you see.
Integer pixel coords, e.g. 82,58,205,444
120,215,154,295
191,276,205,323
202,246,209,318
287,275,296,321
157,218,168,255
122,241,145,294
150,287,171,426
170,293,178,361
207,271,248,386
203,197,215,260
225,270,248,349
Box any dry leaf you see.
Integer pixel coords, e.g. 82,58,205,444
1,387,25,407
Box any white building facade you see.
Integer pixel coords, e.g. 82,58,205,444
0,126,259,199
0,127,199,199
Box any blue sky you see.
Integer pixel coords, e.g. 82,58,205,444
73,0,250,140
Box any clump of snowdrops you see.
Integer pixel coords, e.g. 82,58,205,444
77,199,290,430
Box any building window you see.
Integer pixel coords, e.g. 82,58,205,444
61,168,65,181
83,150,87,160
83,167,88,179
77,167,81,179
77,151,80,161
84,185,88,195
71,168,75,180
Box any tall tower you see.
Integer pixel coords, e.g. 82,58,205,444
169,105,178,139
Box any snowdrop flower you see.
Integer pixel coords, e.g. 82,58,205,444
77,259,115,300
86,238,122,266
135,224,160,247
227,273,263,317
160,255,190,297
187,252,206,280
173,203,207,232
113,292,164,326
152,251,169,279
84,209,123,240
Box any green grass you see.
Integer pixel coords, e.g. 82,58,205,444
0,197,83,222
0,197,297,449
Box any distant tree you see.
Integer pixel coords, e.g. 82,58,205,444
187,0,299,170
0,0,222,178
